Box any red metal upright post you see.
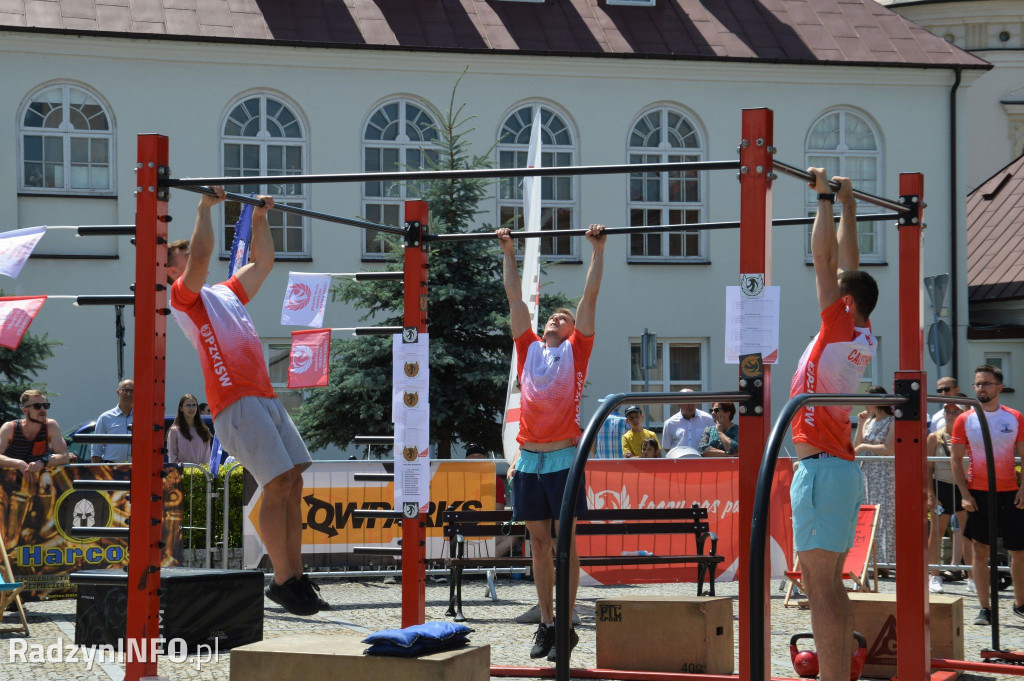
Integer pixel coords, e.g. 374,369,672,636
737,108,773,681
400,200,429,627
894,172,928,681
127,135,169,681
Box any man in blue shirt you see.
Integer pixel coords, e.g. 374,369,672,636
90,379,133,463
593,394,630,459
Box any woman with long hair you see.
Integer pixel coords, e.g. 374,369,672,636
855,385,896,568
167,393,213,465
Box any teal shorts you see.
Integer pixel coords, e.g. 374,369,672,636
791,455,864,553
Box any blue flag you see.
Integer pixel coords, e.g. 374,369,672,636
211,198,254,475
227,200,254,277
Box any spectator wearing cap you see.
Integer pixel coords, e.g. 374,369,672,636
621,405,660,458
662,388,715,452
592,394,630,459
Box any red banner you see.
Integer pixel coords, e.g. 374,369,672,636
579,459,794,584
0,296,46,350
287,328,331,388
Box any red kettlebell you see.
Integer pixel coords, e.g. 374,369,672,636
790,632,868,680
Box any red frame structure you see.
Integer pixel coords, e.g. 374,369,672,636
127,135,169,681
401,199,430,626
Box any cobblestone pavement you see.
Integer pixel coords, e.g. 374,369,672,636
0,573,1020,680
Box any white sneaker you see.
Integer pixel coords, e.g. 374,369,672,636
967,578,976,593
929,575,944,594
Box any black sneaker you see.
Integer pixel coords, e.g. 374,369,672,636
266,577,319,616
546,626,579,662
1013,603,1024,620
973,608,991,626
300,575,330,611
530,623,555,659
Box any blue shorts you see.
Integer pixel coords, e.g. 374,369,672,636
511,447,588,522
791,455,864,553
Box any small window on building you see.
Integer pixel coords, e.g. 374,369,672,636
984,352,1011,389
629,339,706,424
20,83,114,194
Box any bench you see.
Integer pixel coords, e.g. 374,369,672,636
443,504,722,622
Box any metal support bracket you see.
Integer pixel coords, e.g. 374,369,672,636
737,353,765,416
893,378,921,421
897,195,921,227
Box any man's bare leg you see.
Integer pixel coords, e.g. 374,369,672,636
526,520,556,623
261,467,304,585
1010,549,1024,608
972,541,991,610
285,465,304,567
800,548,852,681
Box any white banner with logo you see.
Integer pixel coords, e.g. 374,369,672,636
392,334,430,513
280,272,331,327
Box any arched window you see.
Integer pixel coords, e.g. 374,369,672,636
221,93,308,256
497,105,577,258
19,83,114,194
361,98,439,259
805,109,883,261
627,107,706,261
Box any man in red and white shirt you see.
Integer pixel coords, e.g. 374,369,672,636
950,364,1024,625
789,169,878,681
498,222,605,662
167,187,324,617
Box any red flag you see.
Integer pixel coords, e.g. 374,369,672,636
0,296,45,350
287,328,331,388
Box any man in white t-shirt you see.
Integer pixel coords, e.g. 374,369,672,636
661,389,715,451
928,376,958,433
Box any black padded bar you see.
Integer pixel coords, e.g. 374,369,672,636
429,213,900,243
355,326,403,336
353,473,395,482
73,479,132,491
76,225,136,236
355,272,404,281
353,546,403,556
179,186,407,236
69,527,130,538
163,159,741,188
77,295,135,306
354,435,394,445
351,509,404,520
71,433,133,444
772,160,909,213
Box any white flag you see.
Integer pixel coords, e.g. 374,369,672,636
501,107,543,463
280,272,331,327
0,226,46,279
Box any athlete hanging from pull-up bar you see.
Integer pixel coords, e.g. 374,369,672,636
166,187,327,617
789,169,879,681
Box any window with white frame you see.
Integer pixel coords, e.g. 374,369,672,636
984,352,1012,388
19,83,114,194
627,107,706,261
266,340,305,413
362,99,439,259
497,105,578,258
804,110,883,263
221,93,308,257
629,338,706,424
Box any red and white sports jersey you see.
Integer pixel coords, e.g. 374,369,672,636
170,276,276,417
790,297,876,460
950,406,1024,492
515,329,594,445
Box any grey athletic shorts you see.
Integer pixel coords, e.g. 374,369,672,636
214,396,311,486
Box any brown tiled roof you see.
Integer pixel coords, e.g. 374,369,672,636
0,0,989,68
967,154,1024,302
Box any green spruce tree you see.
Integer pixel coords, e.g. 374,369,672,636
296,76,571,458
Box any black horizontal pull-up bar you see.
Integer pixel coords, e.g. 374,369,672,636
76,295,136,306
162,159,741,188
772,160,910,214
76,225,136,236
180,186,408,237
429,212,900,243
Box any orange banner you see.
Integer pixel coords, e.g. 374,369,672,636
579,459,794,584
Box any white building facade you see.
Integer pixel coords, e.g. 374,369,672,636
0,3,987,453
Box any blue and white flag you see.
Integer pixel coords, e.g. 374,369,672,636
227,201,254,277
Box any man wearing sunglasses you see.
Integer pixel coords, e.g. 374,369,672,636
928,376,959,434
0,390,74,476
